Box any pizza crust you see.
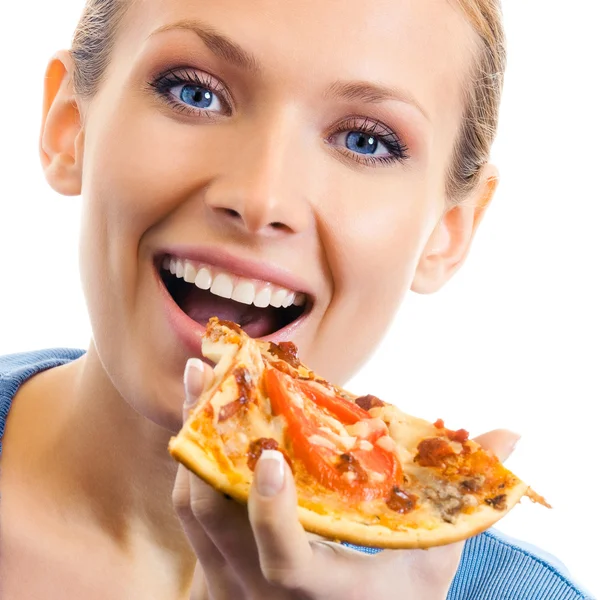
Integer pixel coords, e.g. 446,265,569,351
169,427,530,549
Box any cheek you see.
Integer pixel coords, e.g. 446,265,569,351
79,95,224,291
307,172,437,383
326,176,432,302
82,109,196,242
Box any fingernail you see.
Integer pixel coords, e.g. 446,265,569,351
501,432,522,462
509,433,522,455
184,358,204,408
256,450,285,497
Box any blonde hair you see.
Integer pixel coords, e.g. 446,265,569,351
71,0,506,201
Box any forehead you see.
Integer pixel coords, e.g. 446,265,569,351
118,0,477,126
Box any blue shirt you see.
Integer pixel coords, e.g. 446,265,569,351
0,349,593,599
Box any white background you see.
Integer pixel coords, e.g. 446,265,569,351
0,1,598,597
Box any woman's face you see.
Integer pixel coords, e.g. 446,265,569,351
53,0,482,430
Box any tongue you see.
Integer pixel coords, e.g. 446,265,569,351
181,287,282,338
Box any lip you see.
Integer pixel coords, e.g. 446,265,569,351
153,252,312,356
156,245,314,295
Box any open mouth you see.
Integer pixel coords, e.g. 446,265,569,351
157,254,312,339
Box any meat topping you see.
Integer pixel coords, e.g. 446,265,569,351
433,419,469,443
386,486,418,514
415,437,456,467
355,394,385,411
269,341,301,368
423,482,465,523
448,428,470,444
247,438,280,471
460,474,486,493
218,367,255,422
246,438,293,472
485,494,508,510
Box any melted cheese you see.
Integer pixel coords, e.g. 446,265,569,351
288,388,305,408
317,427,356,451
308,434,337,450
244,405,283,442
369,471,386,483
346,420,369,438
376,434,413,464
210,385,238,427
375,435,396,452
316,412,351,437
346,418,387,439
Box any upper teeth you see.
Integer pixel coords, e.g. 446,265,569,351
162,256,307,310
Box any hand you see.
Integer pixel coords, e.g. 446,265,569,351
173,359,520,600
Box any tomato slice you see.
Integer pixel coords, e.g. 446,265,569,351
296,380,370,425
265,368,401,501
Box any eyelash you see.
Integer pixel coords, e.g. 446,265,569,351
149,68,232,117
327,117,410,166
149,69,410,166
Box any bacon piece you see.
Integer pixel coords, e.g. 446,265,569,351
433,419,469,443
354,394,385,411
247,438,280,471
218,367,254,422
386,486,418,514
448,428,470,444
414,438,456,467
269,341,301,368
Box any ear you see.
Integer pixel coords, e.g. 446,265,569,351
40,50,84,197
411,164,499,294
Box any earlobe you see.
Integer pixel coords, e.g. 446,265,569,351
411,166,499,294
40,51,84,197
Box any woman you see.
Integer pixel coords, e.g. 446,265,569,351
0,0,591,598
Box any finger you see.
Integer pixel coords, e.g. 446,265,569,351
173,464,244,599
172,466,227,577
183,358,214,415
474,428,521,462
248,450,314,590
177,362,243,598
187,471,268,584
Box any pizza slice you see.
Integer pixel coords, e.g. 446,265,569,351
169,318,549,549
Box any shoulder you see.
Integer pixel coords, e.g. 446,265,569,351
0,349,85,445
450,529,594,599
0,348,85,381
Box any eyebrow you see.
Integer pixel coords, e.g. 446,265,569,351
325,81,430,122
150,20,428,121
150,20,261,73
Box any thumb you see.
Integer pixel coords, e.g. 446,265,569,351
474,429,521,462
183,358,214,419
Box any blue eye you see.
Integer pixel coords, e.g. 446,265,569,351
327,118,410,165
150,69,229,115
330,129,394,159
345,132,379,155
173,84,223,112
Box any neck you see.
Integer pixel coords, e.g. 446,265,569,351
24,343,196,574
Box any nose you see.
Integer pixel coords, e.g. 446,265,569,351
203,112,312,237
